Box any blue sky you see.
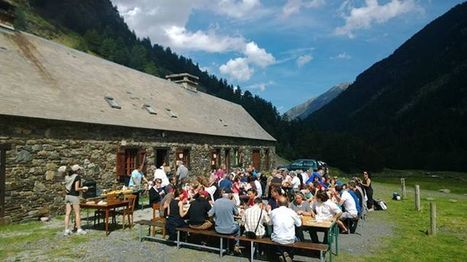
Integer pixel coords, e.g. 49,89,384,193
111,0,464,113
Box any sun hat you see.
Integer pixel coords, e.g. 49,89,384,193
71,164,83,172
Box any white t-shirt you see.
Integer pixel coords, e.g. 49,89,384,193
341,190,358,216
291,176,301,189
270,206,302,244
313,199,342,221
153,168,169,187
300,172,309,187
254,180,263,197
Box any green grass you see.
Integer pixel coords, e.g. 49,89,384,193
337,181,467,262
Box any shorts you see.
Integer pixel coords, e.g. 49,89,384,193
65,195,80,205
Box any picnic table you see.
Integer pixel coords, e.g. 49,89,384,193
301,216,339,256
81,199,129,235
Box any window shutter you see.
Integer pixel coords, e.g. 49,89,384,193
116,148,126,178
138,148,147,173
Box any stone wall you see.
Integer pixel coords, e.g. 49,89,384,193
0,116,275,223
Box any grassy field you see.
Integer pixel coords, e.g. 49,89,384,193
335,169,467,262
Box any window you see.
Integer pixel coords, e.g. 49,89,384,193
233,148,240,167
116,147,146,183
143,104,157,115
104,96,121,109
175,148,190,168
211,149,221,169
165,108,178,118
224,149,230,171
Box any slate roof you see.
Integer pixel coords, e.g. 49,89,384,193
0,29,275,142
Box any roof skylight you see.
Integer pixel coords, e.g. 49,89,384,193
104,96,121,109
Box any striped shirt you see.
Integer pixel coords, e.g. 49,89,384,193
242,204,270,237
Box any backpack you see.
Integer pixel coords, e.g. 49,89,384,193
348,190,362,215
374,200,387,210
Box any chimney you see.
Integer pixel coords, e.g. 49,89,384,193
0,0,15,31
166,73,199,92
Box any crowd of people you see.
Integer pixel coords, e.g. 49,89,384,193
59,157,375,260
143,161,375,261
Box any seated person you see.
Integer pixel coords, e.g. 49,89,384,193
148,179,165,205
208,188,241,254
187,191,212,229
165,189,188,240
333,185,358,233
242,197,270,238
270,196,302,261
311,190,342,243
246,188,257,207
289,192,314,241
266,186,282,212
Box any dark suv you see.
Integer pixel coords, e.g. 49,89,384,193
280,159,318,171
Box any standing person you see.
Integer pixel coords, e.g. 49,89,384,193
129,163,148,188
154,165,170,187
129,162,148,209
176,160,189,186
270,196,302,262
61,165,88,236
362,171,374,210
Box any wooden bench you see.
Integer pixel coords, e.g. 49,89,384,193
176,227,330,262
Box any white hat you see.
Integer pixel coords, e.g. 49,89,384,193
57,166,67,173
71,164,83,172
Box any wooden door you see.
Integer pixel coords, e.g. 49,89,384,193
252,149,261,171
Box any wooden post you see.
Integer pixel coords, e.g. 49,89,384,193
429,201,437,235
401,178,406,200
415,185,421,211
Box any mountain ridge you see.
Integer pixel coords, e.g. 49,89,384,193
285,83,349,120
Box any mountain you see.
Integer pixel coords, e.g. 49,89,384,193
307,2,467,171
285,83,349,120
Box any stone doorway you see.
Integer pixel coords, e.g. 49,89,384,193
0,144,11,223
155,148,169,168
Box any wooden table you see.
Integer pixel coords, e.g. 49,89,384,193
301,216,339,256
81,200,129,235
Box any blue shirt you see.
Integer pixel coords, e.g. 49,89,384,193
129,169,144,187
208,197,239,234
306,172,322,184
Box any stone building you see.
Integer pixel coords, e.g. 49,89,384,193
0,26,275,223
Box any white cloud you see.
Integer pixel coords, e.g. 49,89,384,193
164,26,246,53
214,0,262,18
296,54,313,67
282,0,325,17
244,42,276,68
219,42,275,81
245,81,274,92
335,0,419,38
112,0,276,82
331,52,351,60
219,58,254,81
